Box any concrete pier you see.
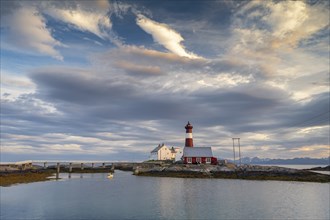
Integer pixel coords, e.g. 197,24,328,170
10,160,130,174
69,163,72,173
56,163,60,179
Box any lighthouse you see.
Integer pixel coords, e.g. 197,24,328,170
183,122,217,164
185,121,193,147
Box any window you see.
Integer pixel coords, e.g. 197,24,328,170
187,157,192,163
206,158,211,163
196,157,201,163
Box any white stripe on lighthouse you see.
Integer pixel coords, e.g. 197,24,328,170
185,133,193,138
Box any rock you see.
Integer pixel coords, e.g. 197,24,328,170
309,165,330,171
132,163,329,182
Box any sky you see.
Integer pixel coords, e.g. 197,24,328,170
1,0,329,162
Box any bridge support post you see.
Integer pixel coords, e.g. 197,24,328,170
81,163,84,170
92,163,94,168
69,163,72,173
56,163,60,179
102,163,105,168
44,162,47,169
111,163,115,172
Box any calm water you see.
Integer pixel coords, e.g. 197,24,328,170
1,171,329,220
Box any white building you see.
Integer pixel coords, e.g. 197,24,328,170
172,147,183,161
149,144,182,161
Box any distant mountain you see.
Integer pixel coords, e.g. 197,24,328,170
227,157,330,165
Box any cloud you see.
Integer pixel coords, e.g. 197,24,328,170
44,0,112,40
27,64,308,133
1,1,329,161
136,14,201,59
1,71,36,100
221,0,330,111
93,46,207,80
93,46,255,91
30,67,136,105
1,0,119,60
264,51,329,102
1,6,64,60
265,1,329,49
115,61,164,76
2,64,329,160
96,45,204,68
197,73,254,88
114,46,194,63
228,1,329,74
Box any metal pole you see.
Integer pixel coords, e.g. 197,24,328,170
232,138,236,164
238,138,241,166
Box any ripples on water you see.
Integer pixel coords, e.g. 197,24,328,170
1,171,329,220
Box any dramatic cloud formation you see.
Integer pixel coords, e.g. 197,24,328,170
266,1,329,48
1,5,63,60
1,0,329,162
44,0,112,40
136,14,201,59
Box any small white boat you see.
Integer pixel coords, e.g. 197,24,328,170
107,173,114,178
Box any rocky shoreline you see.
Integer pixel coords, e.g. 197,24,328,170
133,164,330,183
0,169,55,187
1,163,329,186
307,165,330,171
0,163,137,186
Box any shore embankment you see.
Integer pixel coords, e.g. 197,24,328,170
1,163,329,186
0,169,55,187
133,164,330,183
0,163,138,186
307,165,330,171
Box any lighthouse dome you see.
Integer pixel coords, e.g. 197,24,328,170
185,121,193,129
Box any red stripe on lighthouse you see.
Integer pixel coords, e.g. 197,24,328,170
185,121,193,147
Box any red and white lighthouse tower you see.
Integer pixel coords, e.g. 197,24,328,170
185,121,193,147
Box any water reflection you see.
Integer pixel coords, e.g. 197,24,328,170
154,177,185,219
1,171,329,220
